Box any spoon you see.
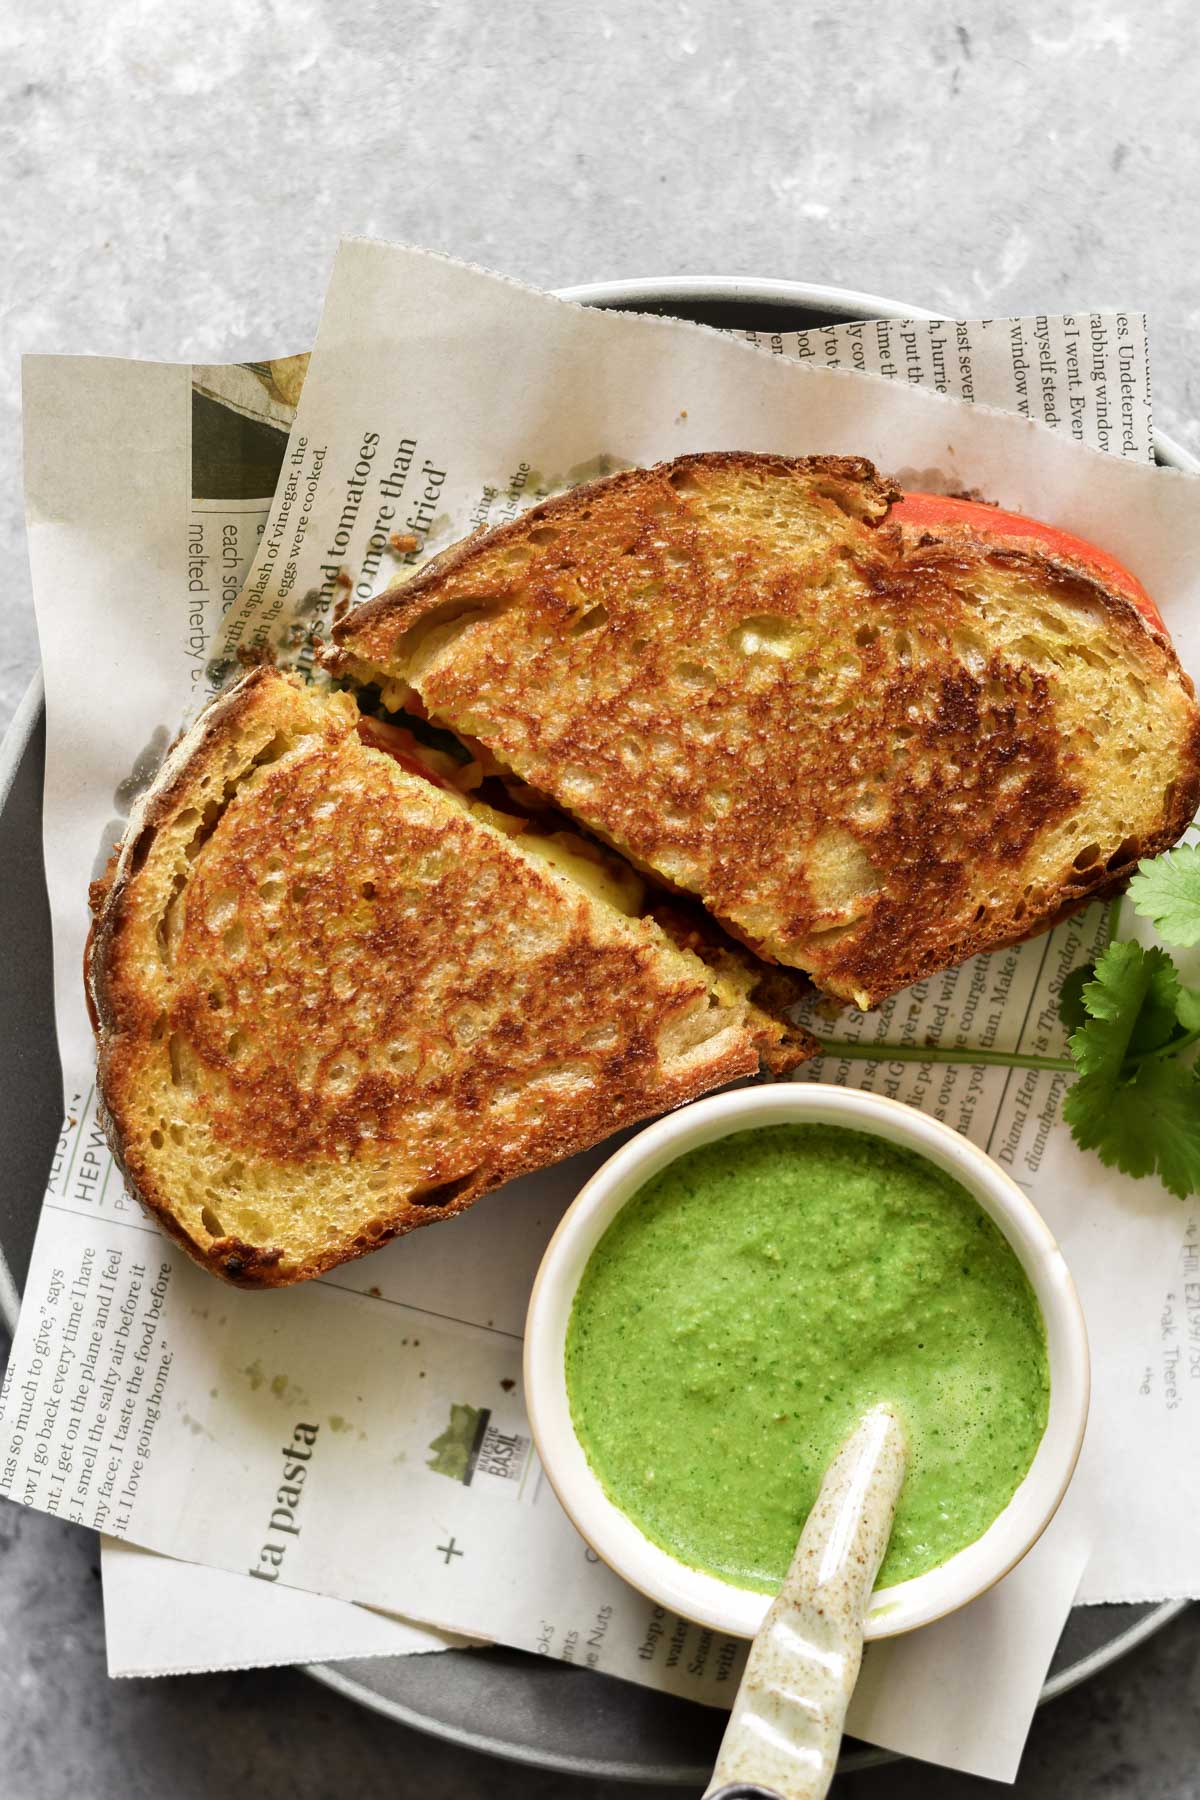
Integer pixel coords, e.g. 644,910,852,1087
704,1405,908,1800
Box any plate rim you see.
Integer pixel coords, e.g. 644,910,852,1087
2,272,1191,1785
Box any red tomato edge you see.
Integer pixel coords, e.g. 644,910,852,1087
892,491,1166,636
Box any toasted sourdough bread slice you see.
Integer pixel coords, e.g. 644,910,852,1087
330,452,1200,1009
87,668,814,1287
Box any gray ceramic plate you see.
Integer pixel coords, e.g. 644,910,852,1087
0,277,1190,1786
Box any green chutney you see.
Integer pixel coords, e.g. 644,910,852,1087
565,1124,1049,1592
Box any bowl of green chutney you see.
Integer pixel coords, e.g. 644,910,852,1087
524,1083,1090,1641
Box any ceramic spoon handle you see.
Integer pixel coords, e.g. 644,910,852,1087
704,1406,907,1800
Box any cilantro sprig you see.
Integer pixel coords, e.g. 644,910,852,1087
1061,940,1200,1197
1127,845,1200,947
816,847,1200,1198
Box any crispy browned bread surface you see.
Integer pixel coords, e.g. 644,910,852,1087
87,668,804,1287
330,452,1200,1008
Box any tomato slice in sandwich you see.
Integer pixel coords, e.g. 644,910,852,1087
891,492,1166,637
356,714,459,791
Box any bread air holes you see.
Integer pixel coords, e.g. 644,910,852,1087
154,868,189,961
570,604,608,636
1067,842,1104,885
668,468,703,496
408,1169,482,1210
324,1055,360,1091
728,615,795,660
810,478,872,519
129,823,157,875
673,661,715,686
252,731,292,772
1106,836,1138,871
222,921,247,955
398,595,511,675
200,1205,225,1238
1012,635,1051,671
168,1033,198,1092
258,853,286,902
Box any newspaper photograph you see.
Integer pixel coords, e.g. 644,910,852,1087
9,243,1200,1776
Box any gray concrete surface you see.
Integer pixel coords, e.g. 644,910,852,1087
2,1,1199,1794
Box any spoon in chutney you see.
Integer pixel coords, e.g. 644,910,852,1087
704,1405,908,1800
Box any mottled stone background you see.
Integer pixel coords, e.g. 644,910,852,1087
1,2,1198,1795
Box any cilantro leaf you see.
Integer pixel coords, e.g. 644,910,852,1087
1177,986,1200,1035
1063,939,1200,1197
1127,845,1200,947
1057,964,1094,1034
1064,1058,1200,1199
1068,940,1180,1078
1129,953,1183,1053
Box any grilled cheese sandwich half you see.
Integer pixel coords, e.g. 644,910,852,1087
330,452,1200,1010
86,667,813,1286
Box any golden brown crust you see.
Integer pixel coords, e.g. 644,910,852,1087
87,669,771,1288
829,531,1200,1002
328,452,898,651
331,453,1200,1010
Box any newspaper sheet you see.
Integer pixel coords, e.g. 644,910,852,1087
8,246,1200,1776
100,1543,468,1678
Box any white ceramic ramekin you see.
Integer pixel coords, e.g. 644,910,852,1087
524,1084,1090,1641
